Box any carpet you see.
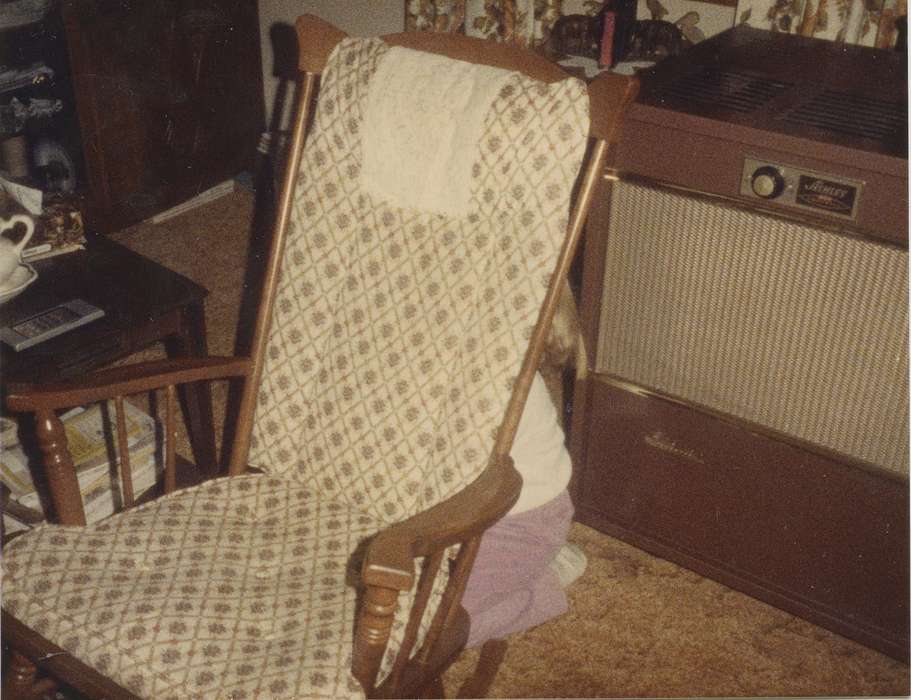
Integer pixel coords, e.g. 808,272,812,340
112,188,910,698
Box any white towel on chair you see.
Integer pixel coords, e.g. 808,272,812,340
361,45,513,218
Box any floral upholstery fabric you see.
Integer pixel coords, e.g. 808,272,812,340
406,0,558,47
405,1,605,48
4,474,448,699
2,37,589,700
4,475,374,698
736,0,904,48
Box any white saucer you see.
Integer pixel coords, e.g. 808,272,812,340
0,264,38,304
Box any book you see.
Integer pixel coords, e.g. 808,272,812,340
1,400,165,534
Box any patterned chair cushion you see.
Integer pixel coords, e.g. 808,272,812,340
250,37,589,524
2,38,589,700
3,473,446,699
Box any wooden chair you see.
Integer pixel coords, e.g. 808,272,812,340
2,15,637,699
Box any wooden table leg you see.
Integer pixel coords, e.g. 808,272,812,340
165,300,218,476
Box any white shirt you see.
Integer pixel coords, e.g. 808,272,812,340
508,372,573,514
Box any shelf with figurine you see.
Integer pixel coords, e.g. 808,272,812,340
404,0,736,80
547,0,733,79
1,3,87,267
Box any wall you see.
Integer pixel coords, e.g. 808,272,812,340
258,0,404,129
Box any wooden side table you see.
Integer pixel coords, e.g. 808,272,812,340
1,236,218,475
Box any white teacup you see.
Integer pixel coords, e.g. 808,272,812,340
0,215,35,290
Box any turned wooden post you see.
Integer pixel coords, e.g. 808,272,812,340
352,585,400,695
35,409,86,526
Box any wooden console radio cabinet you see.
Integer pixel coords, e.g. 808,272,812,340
569,26,909,661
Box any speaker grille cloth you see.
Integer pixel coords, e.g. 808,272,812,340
597,181,909,476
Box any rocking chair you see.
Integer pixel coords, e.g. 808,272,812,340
2,15,637,699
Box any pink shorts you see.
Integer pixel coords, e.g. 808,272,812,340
460,490,574,647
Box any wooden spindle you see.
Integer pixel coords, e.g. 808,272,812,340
113,396,135,507
418,537,481,666
164,385,177,494
34,409,86,526
227,70,318,478
388,549,445,689
351,584,400,695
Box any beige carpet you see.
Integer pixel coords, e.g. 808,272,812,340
113,189,910,699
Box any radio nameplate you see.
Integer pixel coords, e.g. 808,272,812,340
741,157,865,221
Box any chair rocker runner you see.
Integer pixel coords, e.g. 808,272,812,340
2,15,637,699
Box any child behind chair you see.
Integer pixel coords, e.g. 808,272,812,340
461,278,588,647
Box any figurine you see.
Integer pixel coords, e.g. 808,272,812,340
550,13,601,58
624,19,686,60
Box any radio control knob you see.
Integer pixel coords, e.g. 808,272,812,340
751,166,785,199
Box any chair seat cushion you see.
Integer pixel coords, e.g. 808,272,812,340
2,474,415,699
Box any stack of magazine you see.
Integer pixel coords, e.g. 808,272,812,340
1,400,164,534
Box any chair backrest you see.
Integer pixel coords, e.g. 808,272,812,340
229,16,638,526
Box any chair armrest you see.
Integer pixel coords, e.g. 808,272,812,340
362,454,522,590
5,356,252,413
352,455,521,694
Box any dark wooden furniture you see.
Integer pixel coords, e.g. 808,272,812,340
59,0,265,232
570,364,910,660
1,15,638,700
569,27,909,662
1,236,217,474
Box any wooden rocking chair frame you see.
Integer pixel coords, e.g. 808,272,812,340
2,15,637,699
